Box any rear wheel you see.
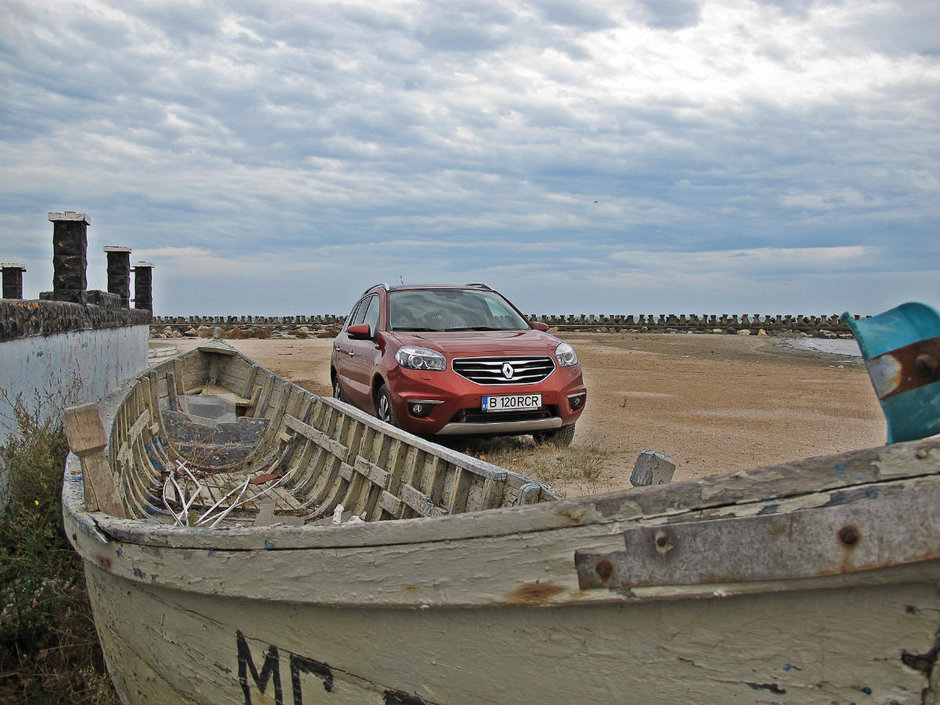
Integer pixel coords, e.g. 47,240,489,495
375,384,398,427
533,423,575,447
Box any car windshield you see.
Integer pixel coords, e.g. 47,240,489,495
388,289,530,332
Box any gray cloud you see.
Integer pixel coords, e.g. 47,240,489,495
0,0,937,315
631,0,702,30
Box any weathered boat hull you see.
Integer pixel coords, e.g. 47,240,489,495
79,562,940,704
62,343,940,703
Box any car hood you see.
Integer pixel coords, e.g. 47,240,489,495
386,330,561,357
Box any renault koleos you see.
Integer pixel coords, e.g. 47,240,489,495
330,284,586,445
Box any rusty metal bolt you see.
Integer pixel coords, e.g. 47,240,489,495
654,529,674,555
595,559,613,582
838,525,860,547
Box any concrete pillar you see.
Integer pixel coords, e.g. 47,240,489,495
1,263,26,299
104,246,132,308
48,211,90,304
630,450,676,487
133,261,154,314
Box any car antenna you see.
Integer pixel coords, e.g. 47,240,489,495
399,275,404,285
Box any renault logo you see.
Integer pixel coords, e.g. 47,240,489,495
502,363,514,379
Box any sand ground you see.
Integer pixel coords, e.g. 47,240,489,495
159,333,884,497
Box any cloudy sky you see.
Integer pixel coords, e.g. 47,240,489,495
1,0,937,316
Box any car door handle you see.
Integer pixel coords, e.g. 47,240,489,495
347,350,355,356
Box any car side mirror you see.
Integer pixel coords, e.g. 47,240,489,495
530,321,549,332
347,323,372,340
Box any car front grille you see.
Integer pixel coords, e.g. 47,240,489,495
452,356,555,385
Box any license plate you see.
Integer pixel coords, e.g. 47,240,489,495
482,394,542,412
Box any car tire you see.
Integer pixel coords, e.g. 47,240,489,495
332,376,343,402
375,384,398,427
534,423,575,447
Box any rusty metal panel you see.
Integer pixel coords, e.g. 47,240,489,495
868,337,940,400
575,481,940,590
843,302,940,443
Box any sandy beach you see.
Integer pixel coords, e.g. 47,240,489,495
159,332,884,497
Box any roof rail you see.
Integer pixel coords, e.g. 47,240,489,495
464,283,492,290
363,283,390,294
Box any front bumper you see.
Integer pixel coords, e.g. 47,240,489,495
436,416,563,436
387,365,586,437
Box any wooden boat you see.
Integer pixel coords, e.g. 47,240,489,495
62,308,940,705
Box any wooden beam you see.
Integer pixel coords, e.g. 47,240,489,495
62,403,127,518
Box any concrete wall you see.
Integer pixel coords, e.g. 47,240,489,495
0,300,150,504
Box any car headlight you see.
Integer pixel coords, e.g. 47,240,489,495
555,342,578,367
395,346,446,371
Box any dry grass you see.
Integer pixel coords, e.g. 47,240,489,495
450,435,617,497
0,392,118,705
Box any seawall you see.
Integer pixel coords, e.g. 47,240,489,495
151,312,859,338
0,300,150,503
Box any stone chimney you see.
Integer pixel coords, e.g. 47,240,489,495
1,263,26,299
133,261,154,314
48,211,90,304
104,246,132,308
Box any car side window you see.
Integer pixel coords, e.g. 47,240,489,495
362,295,380,337
344,301,362,330
350,298,370,327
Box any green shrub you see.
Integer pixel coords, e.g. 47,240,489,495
0,394,117,704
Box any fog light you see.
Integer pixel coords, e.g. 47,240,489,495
409,402,431,418
568,393,585,411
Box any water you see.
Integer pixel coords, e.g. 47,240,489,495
777,338,862,359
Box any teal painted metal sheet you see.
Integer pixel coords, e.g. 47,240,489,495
842,302,940,444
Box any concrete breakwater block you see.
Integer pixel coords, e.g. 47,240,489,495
630,450,676,487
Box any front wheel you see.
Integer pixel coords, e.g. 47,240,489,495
332,376,344,402
375,384,398,427
533,423,575,447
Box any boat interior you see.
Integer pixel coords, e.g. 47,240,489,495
100,341,559,528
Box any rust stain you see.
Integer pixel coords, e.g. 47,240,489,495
505,581,566,604
95,555,113,571
403,584,421,594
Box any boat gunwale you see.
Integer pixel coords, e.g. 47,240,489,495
63,424,940,551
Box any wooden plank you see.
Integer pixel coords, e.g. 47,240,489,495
369,439,409,521
354,456,391,489
283,414,348,458
128,408,151,443
446,467,473,514
173,358,187,396
253,374,274,418
480,472,508,510
298,405,342,507
426,456,446,507
399,483,444,517
196,344,237,356
575,480,940,590
165,370,179,410
242,364,260,400
62,404,126,518
379,490,402,516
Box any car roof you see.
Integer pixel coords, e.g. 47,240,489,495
361,283,494,295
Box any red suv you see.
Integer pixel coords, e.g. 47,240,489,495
330,284,586,445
